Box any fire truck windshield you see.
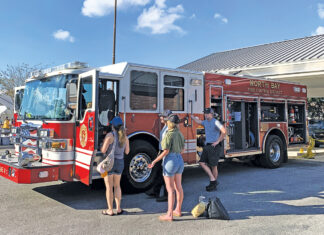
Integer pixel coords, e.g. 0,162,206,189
19,75,71,120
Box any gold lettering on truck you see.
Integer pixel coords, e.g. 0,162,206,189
250,80,280,90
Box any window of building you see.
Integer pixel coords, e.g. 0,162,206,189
164,75,184,111
130,70,158,110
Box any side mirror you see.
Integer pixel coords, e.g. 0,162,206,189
66,82,77,110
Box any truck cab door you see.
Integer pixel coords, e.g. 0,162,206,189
75,70,98,185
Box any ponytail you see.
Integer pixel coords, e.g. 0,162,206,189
115,125,126,147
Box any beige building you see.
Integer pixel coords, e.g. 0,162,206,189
180,34,324,98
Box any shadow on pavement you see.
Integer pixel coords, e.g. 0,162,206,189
33,157,324,220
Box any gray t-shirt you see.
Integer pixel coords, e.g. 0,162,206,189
202,118,224,144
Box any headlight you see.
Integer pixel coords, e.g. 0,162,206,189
39,129,54,138
51,141,67,150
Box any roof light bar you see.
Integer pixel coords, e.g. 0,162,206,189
30,61,88,78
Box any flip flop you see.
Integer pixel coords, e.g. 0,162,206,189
102,210,114,216
173,211,182,217
159,215,173,222
116,210,124,215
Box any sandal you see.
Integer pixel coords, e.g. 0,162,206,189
102,210,114,216
173,211,182,217
159,215,173,222
116,209,124,215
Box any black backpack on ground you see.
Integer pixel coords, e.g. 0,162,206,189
207,197,230,220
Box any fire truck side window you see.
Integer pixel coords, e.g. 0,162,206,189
130,70,158,110
78,77,93,120
163,75,184,111
260,103,285,122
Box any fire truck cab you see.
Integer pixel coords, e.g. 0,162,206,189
1,62,204,191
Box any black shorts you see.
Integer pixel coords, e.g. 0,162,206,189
199,143,223,166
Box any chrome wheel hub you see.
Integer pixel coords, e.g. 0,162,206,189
269,142,280,162
129,153,152,183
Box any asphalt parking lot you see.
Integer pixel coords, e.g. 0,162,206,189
1,147,324,235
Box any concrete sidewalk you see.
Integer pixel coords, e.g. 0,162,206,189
288,146,324,157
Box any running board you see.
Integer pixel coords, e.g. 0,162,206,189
225,150,262,158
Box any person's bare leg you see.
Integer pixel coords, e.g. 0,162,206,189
113,174,122,213
159,176,175,221
199,162,216,181
103,174,114,215
173,174,183,216
211,166,218,181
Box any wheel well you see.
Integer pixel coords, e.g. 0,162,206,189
128,133,159,150
263,128,288,163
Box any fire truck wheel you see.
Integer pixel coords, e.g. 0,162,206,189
122,140,158,193
261,135,284,168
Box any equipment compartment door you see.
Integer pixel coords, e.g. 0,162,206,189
75,70,98,185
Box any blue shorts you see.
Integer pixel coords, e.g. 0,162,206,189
162,153,184,177
108,159,124,175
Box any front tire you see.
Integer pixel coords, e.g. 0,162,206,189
260,135,284,168
122,140,158,193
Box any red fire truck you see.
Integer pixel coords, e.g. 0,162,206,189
0,62,308,192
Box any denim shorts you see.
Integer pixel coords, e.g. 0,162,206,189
108,159,124,175
162,153,184,177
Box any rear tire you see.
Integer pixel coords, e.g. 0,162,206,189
260,135,284,168
122,140,158,193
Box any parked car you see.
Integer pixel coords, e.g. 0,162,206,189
309,119,324,147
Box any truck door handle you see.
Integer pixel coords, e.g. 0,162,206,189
88,117,94,131
185,100,193,127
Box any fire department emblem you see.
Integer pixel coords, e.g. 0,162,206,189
80,124,88,147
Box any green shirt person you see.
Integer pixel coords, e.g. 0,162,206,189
148,114,185,222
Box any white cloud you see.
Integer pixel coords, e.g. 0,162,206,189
155,0,166,8
214,13,228,24
82,0,151,17
136,0,185,34
189,13,196,19
53,30,75,43
312,26,324,36
318,3,324,19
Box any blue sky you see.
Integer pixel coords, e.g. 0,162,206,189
1,0,324,71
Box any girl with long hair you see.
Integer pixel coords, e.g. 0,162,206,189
101,116,129,216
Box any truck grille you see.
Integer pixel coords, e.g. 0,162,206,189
19,124,41,156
